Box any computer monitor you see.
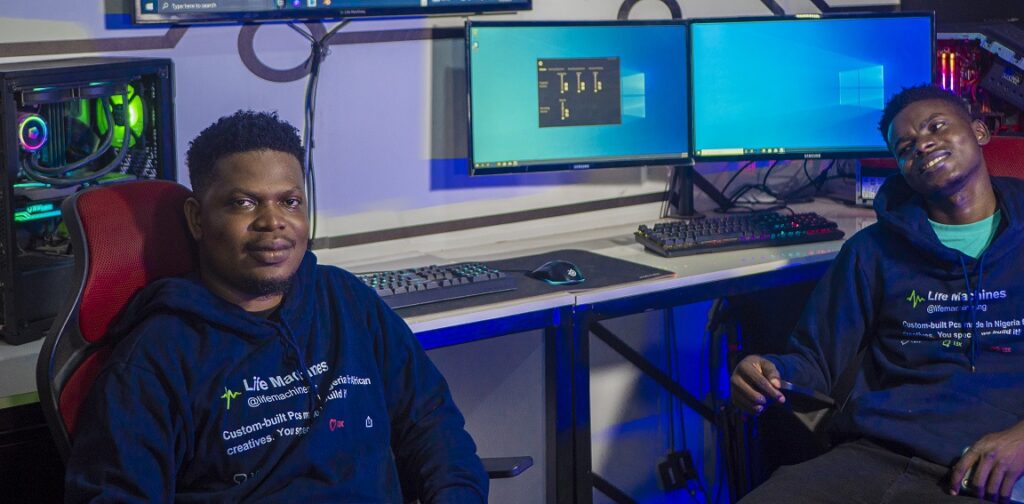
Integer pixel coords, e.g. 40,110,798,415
690,14,934,161
467,21,690,175
134,0,530,24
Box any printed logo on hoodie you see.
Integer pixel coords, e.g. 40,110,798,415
906,290,925,309
222,388,242,410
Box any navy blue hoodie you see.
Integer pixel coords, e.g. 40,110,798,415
65,252,488,503
767,175,1024,467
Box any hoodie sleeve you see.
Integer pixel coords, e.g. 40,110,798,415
764,238,879,395
64,360,189,503
368,298,488,504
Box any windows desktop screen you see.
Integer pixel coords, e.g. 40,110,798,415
691,15,933,159
468,22,690,174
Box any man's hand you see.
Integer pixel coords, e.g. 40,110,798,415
730,355,785,415
950,421,1024,501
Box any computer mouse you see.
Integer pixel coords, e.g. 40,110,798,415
528,260,585,285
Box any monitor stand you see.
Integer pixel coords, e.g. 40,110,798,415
664,163,733,219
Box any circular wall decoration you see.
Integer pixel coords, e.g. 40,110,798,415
617,0,683,20
238,22,326,83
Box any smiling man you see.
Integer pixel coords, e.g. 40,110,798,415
65,111,488,503
731,85,1024,503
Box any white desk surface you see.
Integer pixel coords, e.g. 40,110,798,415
317,198,874,310
1,199,876,403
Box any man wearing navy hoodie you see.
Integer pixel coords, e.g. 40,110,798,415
732,85,1024,503
64,110,488,502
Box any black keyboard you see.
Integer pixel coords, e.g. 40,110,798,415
635,211,845,258
356,262,515,309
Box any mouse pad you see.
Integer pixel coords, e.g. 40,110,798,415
395,249,674,318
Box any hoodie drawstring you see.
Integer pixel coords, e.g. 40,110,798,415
278,321,324,418
958,253,986,372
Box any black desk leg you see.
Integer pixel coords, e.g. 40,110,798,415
572,307,595,504
547,307,578,504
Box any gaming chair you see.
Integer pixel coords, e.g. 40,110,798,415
35,180,196,460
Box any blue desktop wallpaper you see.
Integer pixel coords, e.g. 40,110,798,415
469,24,689,170
691,16,932,157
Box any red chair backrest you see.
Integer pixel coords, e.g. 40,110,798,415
36,180,196,460
983,135,1024,180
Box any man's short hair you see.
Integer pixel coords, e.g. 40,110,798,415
878,85,973,144
186,110,304,198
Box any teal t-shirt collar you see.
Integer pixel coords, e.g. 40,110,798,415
928,210,1001,259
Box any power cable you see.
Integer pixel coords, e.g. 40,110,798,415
290,19,352,241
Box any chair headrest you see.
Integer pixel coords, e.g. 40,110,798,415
69,180,197,343
983,136,1024,181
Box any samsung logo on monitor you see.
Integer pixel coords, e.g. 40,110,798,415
803,153,822,159
572,164,592,170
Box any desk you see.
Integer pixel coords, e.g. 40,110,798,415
570,202,872,503
327,198,874,504
0,338,43,408
0,198,874,504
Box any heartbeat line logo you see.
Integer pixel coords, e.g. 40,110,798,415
906,290,925,309
221,388,241,410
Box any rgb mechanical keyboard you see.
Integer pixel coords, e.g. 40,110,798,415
356,262,515,309
634,211,845,258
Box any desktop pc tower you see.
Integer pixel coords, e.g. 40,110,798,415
0,57,175,344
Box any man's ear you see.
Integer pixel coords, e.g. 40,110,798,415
973,119,991,146
184,197,203,241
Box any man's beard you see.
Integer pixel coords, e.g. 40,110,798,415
238,274,294,297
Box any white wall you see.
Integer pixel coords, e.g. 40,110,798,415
0,0,897,241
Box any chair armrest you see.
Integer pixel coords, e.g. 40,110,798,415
481,456,533,479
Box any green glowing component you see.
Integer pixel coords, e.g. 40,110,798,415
15,203,58,223
74,99,91,125
13,182,48,188
25,203,55,214
98,173,133,183
14,209,61,223
96,84,144,148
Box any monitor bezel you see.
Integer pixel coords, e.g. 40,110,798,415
133,0,532,25
688,12,936,162
466,20,691,176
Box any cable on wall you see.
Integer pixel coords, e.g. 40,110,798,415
289,19,352,241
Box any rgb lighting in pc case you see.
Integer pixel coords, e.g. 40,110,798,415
0,57,176,344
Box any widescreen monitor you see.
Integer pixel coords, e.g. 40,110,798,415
690,14,934,161
467,21,690,175
134,0,530,24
